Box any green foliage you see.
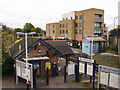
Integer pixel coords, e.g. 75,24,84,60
22,23,34,33
109,43,118,52
109,28,118,36
15,28,22,32
2,52,13,76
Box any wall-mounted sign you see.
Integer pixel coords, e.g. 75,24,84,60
46,50,56,57
45,61,51,70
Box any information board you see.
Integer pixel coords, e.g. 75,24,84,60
87,63,93,76
109,72,120,88
22,67,31,81
79,62,85,73
68,64,75,75
17,65,21,77
100,71,109,85
45,61,51,70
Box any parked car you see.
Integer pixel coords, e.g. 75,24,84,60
56,36,69,40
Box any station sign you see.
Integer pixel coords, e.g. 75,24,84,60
45,61,51,70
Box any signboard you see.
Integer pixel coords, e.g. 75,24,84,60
45,61,51,70
79,62,85,73
87,63,93,76
68,64,75,75
98,65,120,89
16,60,33,88
109,72,120,88
100,71,109,85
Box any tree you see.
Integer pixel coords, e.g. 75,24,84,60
35,27,42,33
22,23,34,33
15,28,22,32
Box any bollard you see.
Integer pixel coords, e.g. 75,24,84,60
46,67,49,85
90,76,92,83
75,65,77,81
64,65,66,83
33,65,37,88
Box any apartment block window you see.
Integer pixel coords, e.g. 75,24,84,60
53,24,54,28
80,15,83,19
79,29,82,34
53,30,55,34
75,16,78,19
79,22,82,27
60,24,61,28
60,30,61,34
66,18,68,20
66,23,68,28
63,18,65,20
75,23,78,27
63,24,64,28
66,30,68,34
75,30,78,34
63,30,65,34
71,17,72,19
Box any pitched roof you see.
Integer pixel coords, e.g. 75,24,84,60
47,41,73,55
9,37,40,59
9,37,73,59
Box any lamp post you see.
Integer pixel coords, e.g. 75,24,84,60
87,35,98,60
16,32,36,89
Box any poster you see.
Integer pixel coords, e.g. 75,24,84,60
68,64,75,75
87,63,93,76
79,62,85,73
17,65,21,77
100,71,109,85
109,72,120,88
22,67,31,81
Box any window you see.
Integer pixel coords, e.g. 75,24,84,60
63,18,65,20
75,23,78,27
60,30,61,34
79,23,82,27
53,24,54,28
75,30,78,34
66,23,68,28
66,18,68,20
71,17,72,19
79,29,82,34
80,15,83,19
63,24,64,28
66,30,68,34
63,30,64,34
60,24,61,28
75,16,78,19
53,30,55,34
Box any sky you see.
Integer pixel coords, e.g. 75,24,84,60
0,0,119,31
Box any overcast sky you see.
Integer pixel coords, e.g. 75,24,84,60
0,0,119,31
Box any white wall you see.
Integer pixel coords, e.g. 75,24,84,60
62,11,75,20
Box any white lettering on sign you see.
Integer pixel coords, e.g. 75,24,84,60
79,57,94,63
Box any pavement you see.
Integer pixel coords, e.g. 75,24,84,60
2,75,84,89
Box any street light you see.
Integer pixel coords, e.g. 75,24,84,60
16,32,36,89
87,35,98,60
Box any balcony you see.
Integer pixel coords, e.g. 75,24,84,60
95,14,103,21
